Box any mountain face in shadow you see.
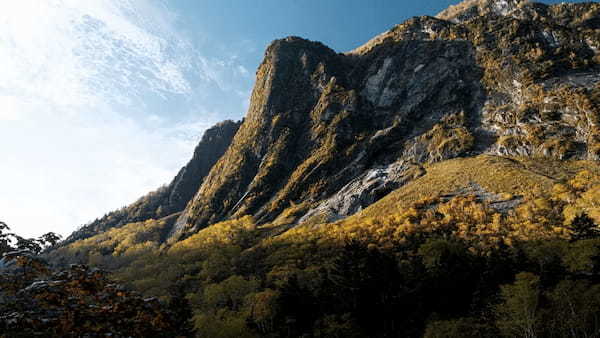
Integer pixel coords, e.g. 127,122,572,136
65,120,241,244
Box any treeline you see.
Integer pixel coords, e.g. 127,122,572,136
45,169,600,337
66,185,175,244
266,219,600,337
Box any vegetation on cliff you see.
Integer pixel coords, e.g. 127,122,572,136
45,157,600,336
19,0,600,336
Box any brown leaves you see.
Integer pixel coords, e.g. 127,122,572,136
1,257,190,336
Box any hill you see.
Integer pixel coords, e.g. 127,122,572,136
64,120,241,244
42,0,600,336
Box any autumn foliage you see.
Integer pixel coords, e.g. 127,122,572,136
0,223,193,337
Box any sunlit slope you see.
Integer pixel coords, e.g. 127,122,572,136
52,155,600,264
348,155,600,220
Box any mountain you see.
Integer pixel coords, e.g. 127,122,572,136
436,0,528,22
64,120,241,244
45,1,600,336
167,0,600,241
59,0,600,243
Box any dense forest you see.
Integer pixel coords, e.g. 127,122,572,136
40,165,600,337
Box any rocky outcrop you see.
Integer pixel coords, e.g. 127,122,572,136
170,0,600,239
436,0,528,23
63,0,600,246
64,120,241,244
298,161,426,224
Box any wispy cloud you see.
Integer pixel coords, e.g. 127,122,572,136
0,0,253,237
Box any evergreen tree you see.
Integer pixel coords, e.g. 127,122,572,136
571,213,600,241
167,281,196,337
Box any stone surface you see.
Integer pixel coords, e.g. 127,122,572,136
60,0,600,245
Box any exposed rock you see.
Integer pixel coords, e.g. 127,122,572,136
61,1,600,246
436,0,528,23
299,161,425,224
437,182,523,213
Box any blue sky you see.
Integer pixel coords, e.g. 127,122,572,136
0,0,584,238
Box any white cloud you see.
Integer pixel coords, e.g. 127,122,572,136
0,96,23,121
0,0,253,238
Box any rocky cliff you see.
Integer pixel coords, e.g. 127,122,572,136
59,0,600,246
167,0,600,240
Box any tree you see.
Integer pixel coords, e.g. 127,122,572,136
1,264,191,336
277,274,317,336
0,221,13,255
327,239,402,335
495,272,541,338
167,281,196,337
38,232,62,248
0,221,190,337
545,280,600,337
570,213,600,241
247,289,280,334
424,317,497,338
417,238,478,316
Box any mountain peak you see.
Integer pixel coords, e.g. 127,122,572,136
436,0,529,22
63,119,242,244
61,0,600,245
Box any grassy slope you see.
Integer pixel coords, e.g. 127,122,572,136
52,155,600,261
349,155,600,220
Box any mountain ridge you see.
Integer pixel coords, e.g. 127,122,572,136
61,0,600,246
169,0,600,240
64,119,241,244
43,2,600,336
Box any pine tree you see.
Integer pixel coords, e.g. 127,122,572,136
167,281,196,337
571,213,600,241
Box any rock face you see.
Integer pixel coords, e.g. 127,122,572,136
63,0,600,245
169,0,600,239
165,120,242,214
65,120,241,243
168,37,485,240
436,0,528,23
298,161,426,224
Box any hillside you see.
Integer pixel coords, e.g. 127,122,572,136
64,120,241,244
62,0,600,244
46,154,600,336
38,0,600,336
168,0,600,241
354,155,600,219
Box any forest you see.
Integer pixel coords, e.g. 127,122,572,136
9,166,595,337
